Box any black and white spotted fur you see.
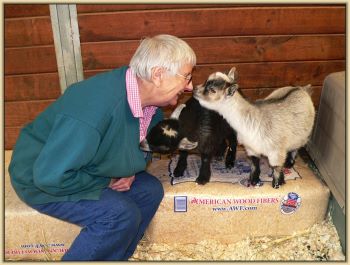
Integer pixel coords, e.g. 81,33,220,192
140,96,237,185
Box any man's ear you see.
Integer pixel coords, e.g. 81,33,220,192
151,67,163,87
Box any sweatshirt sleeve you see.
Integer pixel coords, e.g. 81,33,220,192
33,114,105,196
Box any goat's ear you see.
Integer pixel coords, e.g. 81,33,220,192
178,137,198,150
170,104,186,119
228,67,237,82
226,84,238,97
139,139,151,152
303,84,313,95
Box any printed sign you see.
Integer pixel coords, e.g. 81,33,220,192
188,196,279,213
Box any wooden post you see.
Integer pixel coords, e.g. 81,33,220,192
50,4,84,93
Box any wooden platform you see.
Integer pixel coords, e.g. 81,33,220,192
145,152,330,244
4,150,330,260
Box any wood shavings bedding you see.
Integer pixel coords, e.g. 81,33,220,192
130,215,344,261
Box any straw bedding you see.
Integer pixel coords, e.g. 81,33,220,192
130,214,344,261
5,215,344,262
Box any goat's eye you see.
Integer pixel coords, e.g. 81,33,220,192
209,88,216,94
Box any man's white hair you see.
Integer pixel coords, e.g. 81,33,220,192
129,34,196,80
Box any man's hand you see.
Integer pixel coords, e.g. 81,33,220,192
109,176,135,192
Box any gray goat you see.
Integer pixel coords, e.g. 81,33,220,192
193,67,315,188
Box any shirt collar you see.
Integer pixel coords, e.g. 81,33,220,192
126,68,143,118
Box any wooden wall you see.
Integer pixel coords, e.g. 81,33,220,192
77,4,345,117
4,4,346,150
4,4,60,150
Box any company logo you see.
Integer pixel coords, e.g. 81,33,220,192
280,192,301,214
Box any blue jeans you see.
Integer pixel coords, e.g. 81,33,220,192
29,171,164,261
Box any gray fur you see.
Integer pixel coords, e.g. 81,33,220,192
194,67,315,188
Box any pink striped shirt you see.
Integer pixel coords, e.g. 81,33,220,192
126,68,157,142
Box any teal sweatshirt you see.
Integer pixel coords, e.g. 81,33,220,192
9,66,163,205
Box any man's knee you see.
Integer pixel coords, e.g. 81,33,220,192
98,199,142,231
149,176,164,204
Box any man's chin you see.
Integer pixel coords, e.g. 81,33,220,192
168,97,178,106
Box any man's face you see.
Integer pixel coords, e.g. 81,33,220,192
158,63,194,106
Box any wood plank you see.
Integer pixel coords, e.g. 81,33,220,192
193,61,345,89
186,35,345,63
81,41,137,70
77,4,240,13
5,46,58,75
50,4,84,91
5,73,61,101
5,127,21,150
83,61,345,89
81,35,345,70
5,17,54,47
4,4,50,18
5,100,55,127
77,4,335,13
77,6,345,42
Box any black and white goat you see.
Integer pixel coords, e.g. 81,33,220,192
193,67,315,188
140,97,237,185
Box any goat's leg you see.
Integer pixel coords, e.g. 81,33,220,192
249,156,261,185
271,166,285,189
215,140,227,160
173,151,188,178
196,153,212,185
225,133,237,169
225,146,236,169
284,150,297,168
269,151,287,189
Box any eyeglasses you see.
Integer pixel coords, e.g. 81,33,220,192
176,72,192,84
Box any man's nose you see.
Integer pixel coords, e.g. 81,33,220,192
184,81,193,92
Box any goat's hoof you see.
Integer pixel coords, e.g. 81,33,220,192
272,180,285,188
250,180,261,187
250,179,261,186
272,179,280,189
249,171,261,186
195,177,209,185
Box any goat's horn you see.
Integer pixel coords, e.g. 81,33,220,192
170,104,186,120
